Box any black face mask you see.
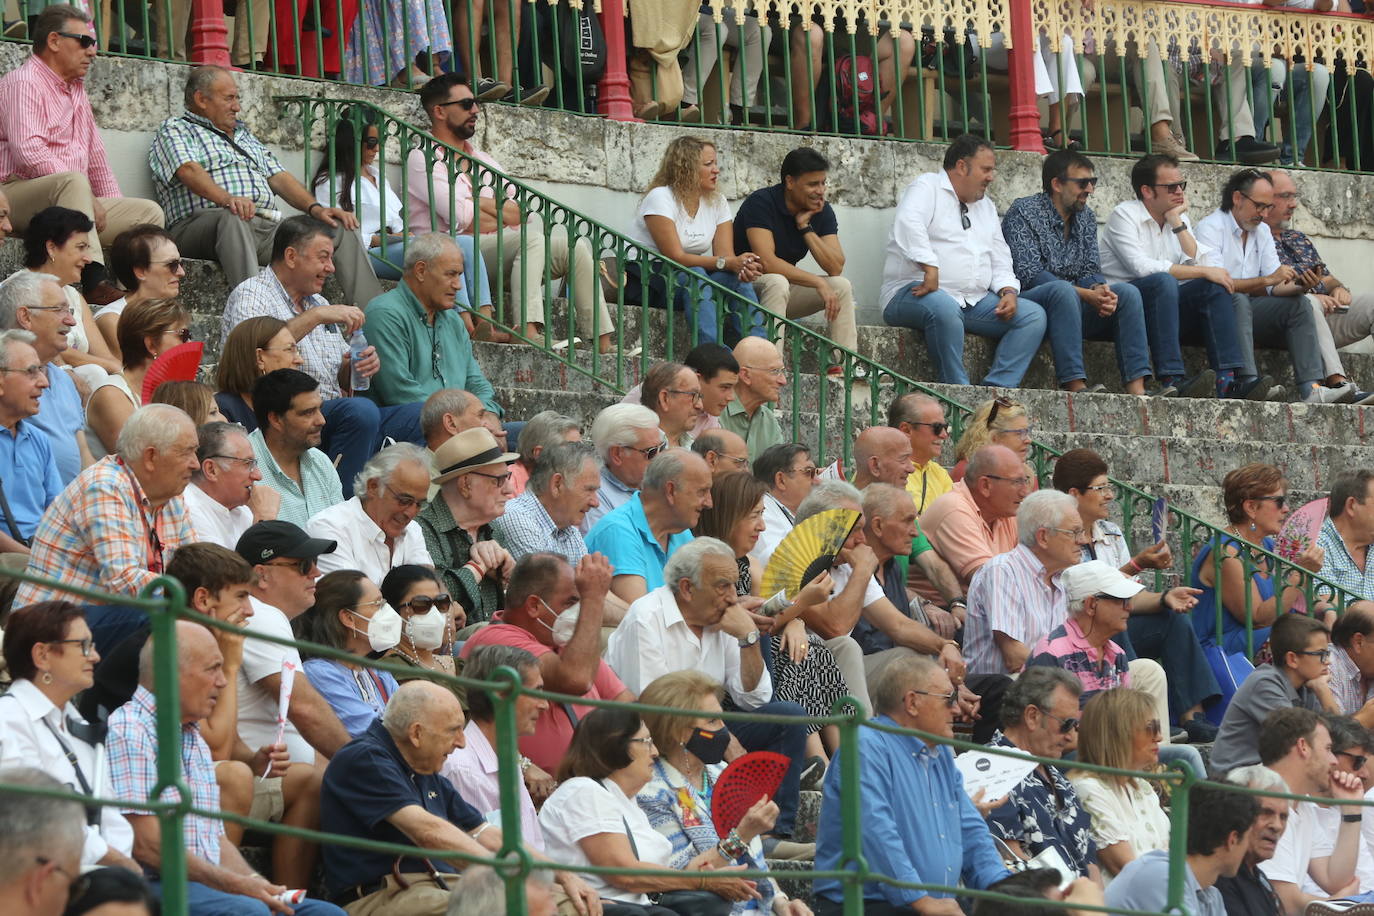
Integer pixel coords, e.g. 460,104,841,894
683,725,731,765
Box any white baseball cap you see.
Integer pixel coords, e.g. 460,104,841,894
1062,559,1146,602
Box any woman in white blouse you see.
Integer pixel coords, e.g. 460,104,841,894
0,601,138,873
1068,687,1172,879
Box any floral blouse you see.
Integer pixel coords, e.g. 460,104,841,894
985,731,1099,877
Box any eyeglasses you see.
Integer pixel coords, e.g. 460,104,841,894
715,452,750,468
165,328,193,343
1338,750,1369,770
1045,525,1087,540
468,470,513,487
400,593,453,613
439,97,479,111
1240,192,1275,213
266,557,316,575
347,596,387,616
985,474,1032,489
209,454,259,471
25,305,74,318
621,442,666,461
1255,494,1288,509
912,688,959,707
1084,483,1116,495
0,365,48,380
1275,191,1300,201
787,465,820,479
1150,181,1188,193
259,342,300,355
57,30,97,48
907,420,950,436
154,258,185,273
47,637,94,657
1040,711,1081,734
628,736,656,747
992,425,1033,440
384,483,429,511
363,136,381,149
986,395,1021,428
666,388,704,404
958,201,971,231
743,364,787,378
1295,647,1334,663
1060,175,1099,188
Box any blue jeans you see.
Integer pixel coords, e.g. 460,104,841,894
883,286,1049,387
624,261,766,346
148,880,345,915
320,398,424,498
1028,274,1151,384
1126,611,1222,722
85,605,149,658
730,700,808,837
1132,274,1246,377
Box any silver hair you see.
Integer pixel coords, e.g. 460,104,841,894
1000,666,1082,728
664,536,735,593
795,479,863,525
138,620,215,687
354,442,433,500
641,447,695,495
0,767,86,886
589,403,660,462
861,482,912,521
1016,489,1079,547
0,271,61,330
382,681,450,739
116,404,194,462
870,653,942,717
1224,764,1290,794
887,391,942,426
403,232,460,272
445,866,554,916
420,388,479,441
518,410,581,463
0,329,38,371
184,65,231,109
529,440,599,496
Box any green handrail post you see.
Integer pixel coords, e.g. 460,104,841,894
147,572,191,916
491,665,530,914
836,693,866,916
1163,751,1198,916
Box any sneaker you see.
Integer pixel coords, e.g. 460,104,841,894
1153,132,1200,162
1181,715,1219,743
501,83,550,106
475,77,509,102
1305,901,1374,915
1305,381,1357,404
1178,369,1217,398
1354,390,1374,406
799,755,826,791
1151,383,1179,397
1226,375,1284,401
1170,726,1189,745
1215,136,1281,164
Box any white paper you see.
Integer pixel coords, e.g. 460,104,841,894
955,748,1037,801
262,660,297,777
817,459,843,481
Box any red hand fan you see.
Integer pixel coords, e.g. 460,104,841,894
710,751,791,839
141,341,205,403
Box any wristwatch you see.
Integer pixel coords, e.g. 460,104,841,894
715,256,727,271
1171,222,1189,234
737,629,760,649
799,223,815,233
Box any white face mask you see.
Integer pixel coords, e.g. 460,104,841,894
535,599,580,648
351,603,403,654
406,608,447,650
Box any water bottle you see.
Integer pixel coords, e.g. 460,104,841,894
349,328,369,392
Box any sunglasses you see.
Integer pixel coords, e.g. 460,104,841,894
166,328,193,344
154,258,185,273
57,29,97,48
622,442,666,460
1041,711,1081,734
1255,494,1288,509
468,470,513,487
363,136,380,149
958,201,971,231
1150,180,1188,194
1143,719,1163,738
1338,750,1369,771
1061,175,1099,188
908,420,950,436
913,688,959,708
986,395,1021,429
439,97,479,111
266,557,316,575
400,593,453,613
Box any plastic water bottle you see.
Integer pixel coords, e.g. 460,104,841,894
349,328,369,392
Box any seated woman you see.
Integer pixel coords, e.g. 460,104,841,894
380,564,465,685
150,380,225,427
539,706,759,916
62,866,157,916
85,298,192,458
293,569,402,736
950,396,1039,488
637,670,813,916
95,224,186,357
1068,688,1171,879
627,136,765,348
0,601,139,871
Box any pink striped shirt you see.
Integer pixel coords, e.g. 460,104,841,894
0,55,120,197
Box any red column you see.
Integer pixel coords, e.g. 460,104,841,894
1005,0,1045,153
188,0,231,66
597,0,638,120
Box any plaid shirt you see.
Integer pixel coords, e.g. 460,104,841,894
1317,516,1374,601
248,428,343,527
107,686,222,866
1329,644,1374,717
149,111,285,227
416,495,501,623
15,456,193,606
222,266,348,399
0,55,120,196
489,489,588,565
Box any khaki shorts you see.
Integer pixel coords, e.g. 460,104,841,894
249,776,285,823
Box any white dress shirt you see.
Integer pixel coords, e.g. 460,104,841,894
0,679,135,866
881,170,1019,309
314,163,404,243
1194,208,1283,286
1099,199,1219,284
184,482,254,550
604,585,773,708
307,496,433,583
750,492,795,565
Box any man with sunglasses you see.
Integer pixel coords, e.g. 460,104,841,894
1196,169,1353,404
185,421,279,550
0,5,164,304
582,404,666,533
887,393,953,515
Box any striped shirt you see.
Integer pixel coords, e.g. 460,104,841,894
0,55,120,196
1329,644,1374,718
149,111,286,227
222,266,348,399
1028,616,1131,705
490,489,588,565
965,544,1068,676
248,428,343,527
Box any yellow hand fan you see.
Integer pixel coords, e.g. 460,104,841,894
761,508,862,600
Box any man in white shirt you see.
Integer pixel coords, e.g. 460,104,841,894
581,403,664,533
1195,169,1348,404
1099,152,1270,400
185,421,280,548
307,443,434,582
749,443,816,565
881,134,1076,388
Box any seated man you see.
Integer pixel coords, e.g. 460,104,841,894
1329,602,1374,725
734,147,857,353
221,215,421,490
813,654,1011,915
1196,168,1350,404
0,5,163,299
1002,150,1152,394
248,369,343,527
185,420,279,549
507,411,581,497
585,447,708,604
420,388,485,456
108,621,344,915
491,441,600,566
150,66,381,306
581,404,663,532
749,442,816,564
621,342,738,440
308,443,434,582
0,767,86,915
720,337,786,461
886,393,953,514
1215,764,1292,916
851,426,914,492
1318,470,1374,602
882,134,1073,389
641,361,701,448
691,429,751,479
0,329,62,554
605,537,809,840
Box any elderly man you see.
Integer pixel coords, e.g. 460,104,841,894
1329,603,1374,727
622,343,738,439
585,447,709,604
965,490,1086,676
721,336,786,460
581,403,664,532
421,388,485,453
17,404,197,649
320,681,598,915
0,330,61,553
184,420,279,549
1215,764,1290,915
749,442,816,564
692,428,751,478
417,426,517,624
248,369,343,527
861,483,967,645
1319,470,1374,602
0,270,90,482
0,4,163,299
642,361,702,448
814,654,1010,914
0,767,85,916
491,441,599,566
462,552,632,772
851,426,914,492
150,66,381,306
887,392,953,513
508,411,582,497
605,536,809,840
109,621,345,915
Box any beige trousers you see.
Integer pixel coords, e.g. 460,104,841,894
2,172,164,267
752,273,857,352
230,0,271,66
480,229,612,338
1319,293,1374,377
343,874,451,916
822,633,871,716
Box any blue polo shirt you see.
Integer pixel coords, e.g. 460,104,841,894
584,492,694,591
320,718,483,896
0,418,62,539
28,363,84,484
733,182,839,264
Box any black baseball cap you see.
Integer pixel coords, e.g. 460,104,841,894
234,520,337,565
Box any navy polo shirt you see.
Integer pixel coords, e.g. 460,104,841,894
320,718,484,896
733,183,839,265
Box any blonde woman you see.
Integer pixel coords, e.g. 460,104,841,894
951,396,1039,489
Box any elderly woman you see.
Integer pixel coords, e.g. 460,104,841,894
416,427,517,623
86,297,193,457
1068,688,1171,879
293,570,403,736
637,671,813,916
95,224,186,356
1191,462,1323,656
381,564,464,682
0,601,138,872
951,396,1039,489
539,706,759,915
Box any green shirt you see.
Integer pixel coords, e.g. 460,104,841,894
415,493,502,624
719,399,785,461
248,428,343,527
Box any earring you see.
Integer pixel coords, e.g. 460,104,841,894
40,671,52,685
1250,521,1258,531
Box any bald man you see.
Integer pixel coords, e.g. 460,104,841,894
852,426,916,491
692,429,751,478
721,337,786,461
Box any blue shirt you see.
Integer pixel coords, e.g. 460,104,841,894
320,717,483,896
1190,534,1275,656
732,182,839,265
813,716,1010,907
1002,192,1106,290
1105,849,1225,916
984,731,1098,878
1317,516,1374,602
0,417,62,539
584,492,694,591
303,657,399,737
29,362,83,484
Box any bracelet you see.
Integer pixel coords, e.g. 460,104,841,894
1344,813,1363,823
1127,558,1142,574
464,560,485,579
717,829,749,860
307,202,323,215
799,223,815,233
